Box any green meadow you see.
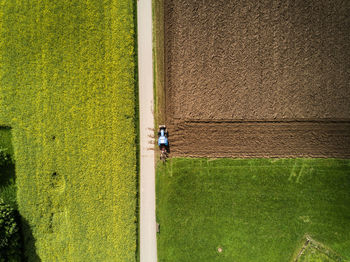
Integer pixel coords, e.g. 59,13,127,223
0,1,137,261
157,158,350,262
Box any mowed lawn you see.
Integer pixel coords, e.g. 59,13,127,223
0,1,137,261
157,158,350,262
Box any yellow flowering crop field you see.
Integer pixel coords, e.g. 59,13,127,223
0,1,137,261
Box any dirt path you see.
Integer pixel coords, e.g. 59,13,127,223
138,0,157,261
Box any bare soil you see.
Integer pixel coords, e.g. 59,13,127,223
167,120,350,158
164,0,350,158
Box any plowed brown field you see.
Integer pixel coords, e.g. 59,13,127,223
164,0,350,158
167,120,350,158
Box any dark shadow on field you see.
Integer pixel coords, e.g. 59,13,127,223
0,161,17,209
0,128,40,261
0,127,17,208
0,161,15,187
20,218,41,262
3,208,41,261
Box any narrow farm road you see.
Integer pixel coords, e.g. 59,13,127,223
137,0,157,262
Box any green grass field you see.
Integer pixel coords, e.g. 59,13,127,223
157,158,350,262
0,1,137,261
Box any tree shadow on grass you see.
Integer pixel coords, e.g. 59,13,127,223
20,218,41,262
0,153,41,261
5,208,42,261
0,161,17,208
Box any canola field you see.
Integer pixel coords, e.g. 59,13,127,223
0,1,137,261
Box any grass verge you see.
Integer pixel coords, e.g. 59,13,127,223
1,1,137,261
156,158,350,262
152,0,165,126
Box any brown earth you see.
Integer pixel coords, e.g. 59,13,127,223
164,0,350,158
167,120,350,158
